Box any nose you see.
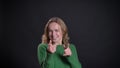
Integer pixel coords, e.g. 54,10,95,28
52,31,56,36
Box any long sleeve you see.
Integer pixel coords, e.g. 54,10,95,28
37,43,82,68
65,44,82,68
37,44,54,68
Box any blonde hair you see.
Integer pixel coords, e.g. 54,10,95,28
42,17,70,48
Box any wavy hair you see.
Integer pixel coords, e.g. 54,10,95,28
42,17,70,48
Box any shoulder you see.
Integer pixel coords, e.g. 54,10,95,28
69,43,76,49
69,43,78,54
38,43,47,49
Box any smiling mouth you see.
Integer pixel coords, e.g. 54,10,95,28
52,37,57,39
52,38,56,40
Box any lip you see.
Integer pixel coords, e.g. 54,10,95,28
52,37,57,39
52,38,56,40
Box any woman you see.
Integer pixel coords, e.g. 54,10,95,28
37,17,82,68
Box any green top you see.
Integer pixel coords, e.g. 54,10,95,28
37,43,82,68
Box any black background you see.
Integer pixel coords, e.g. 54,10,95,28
1,0,120,68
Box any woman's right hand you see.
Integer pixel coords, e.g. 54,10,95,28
47,40,56,53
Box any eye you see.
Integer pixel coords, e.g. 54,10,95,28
49,30,52,32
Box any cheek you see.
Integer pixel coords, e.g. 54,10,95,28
48,32,52,37
58,32,63,38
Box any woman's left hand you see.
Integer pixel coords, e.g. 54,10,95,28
63,47,72,56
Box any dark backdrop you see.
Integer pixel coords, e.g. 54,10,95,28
1,0,120,68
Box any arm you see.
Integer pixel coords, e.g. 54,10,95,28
65,44,82,68
37,44,54,68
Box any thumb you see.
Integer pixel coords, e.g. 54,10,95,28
49,40,52,45
48,40,52,48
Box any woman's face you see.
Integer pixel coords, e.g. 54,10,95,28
48,22,63,45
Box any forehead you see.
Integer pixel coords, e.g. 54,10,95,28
48,22,61,29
